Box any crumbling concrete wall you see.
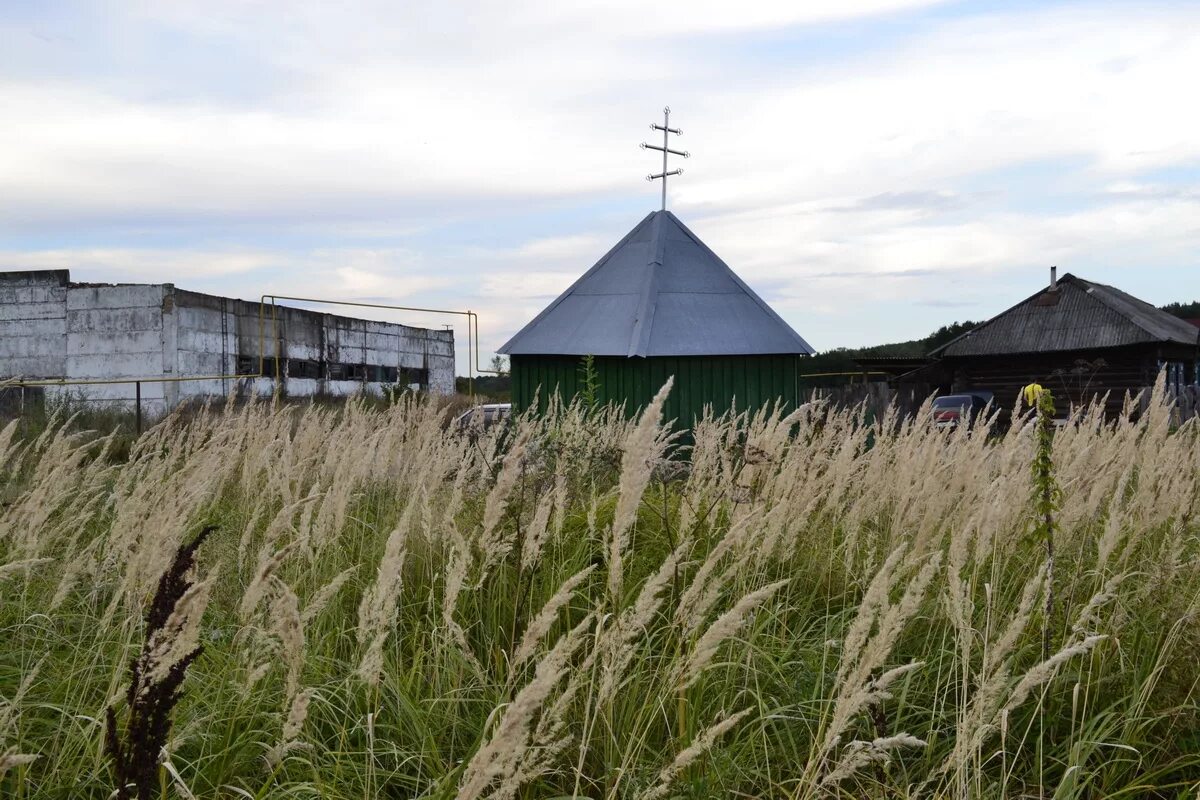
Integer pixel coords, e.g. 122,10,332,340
0,271,457,414
61,283,172,416
0,271,69,380
187,290,456,398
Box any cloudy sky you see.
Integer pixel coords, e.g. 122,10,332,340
2,1,1198,370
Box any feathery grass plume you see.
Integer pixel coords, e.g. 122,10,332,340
0,557,53,580
478,428,531,576
266,687,314,767
814,554,940,769
442,447,475,525
678,578,788,689
1095,463,1135,571
235,503,267,572
1070,573,1125,635
984,564,1048,674
609,378,675,602
301,565,358,624
5,360,1200,797
945,521,978,672
3,429,95,559
238,539,299,620
455,615,592,800
101,424,242,616
356,485,418,685
0,417,22,470
268,577,305,703
519,492,555,573
635,708,753,800
242,661,273,697
281,687,313,743
0,658,43,783
922,566,1057,795
673,515,754,635
495,639,596,800
819,734,926,788
441,517,480,664
141,573,217,690
596,542,687,705
0,750,39,777
512,564,595,669
835,546,908,687
106,526,214,800
1003,635,1108,714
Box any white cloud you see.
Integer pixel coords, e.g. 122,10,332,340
1,1,1199,357
0,248,276,279
480,271,577,301
4,3,1198,225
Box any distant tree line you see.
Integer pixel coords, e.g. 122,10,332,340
1161,300,1200,319
800,321,981,377
456,355,511,399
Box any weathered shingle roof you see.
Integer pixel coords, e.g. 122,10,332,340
931,273,1200,357
498,210,814,357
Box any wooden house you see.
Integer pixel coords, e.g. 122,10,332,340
912,269,1199,413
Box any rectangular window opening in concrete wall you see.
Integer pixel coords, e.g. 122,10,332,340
236,354,427,386
400,367,429,388
289,359,321,380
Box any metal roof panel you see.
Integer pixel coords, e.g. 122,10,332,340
499,211,813,357
934,274,1199,357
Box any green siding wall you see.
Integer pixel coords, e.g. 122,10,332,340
511,354,803,425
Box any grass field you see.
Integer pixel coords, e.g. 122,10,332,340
1,379,1198,798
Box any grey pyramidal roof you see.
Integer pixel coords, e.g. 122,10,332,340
931,273,1200,357
499,211,814,357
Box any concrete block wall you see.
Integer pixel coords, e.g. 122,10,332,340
0,272,457,415
59,283,171,416
216,292,455,397
0,271,69,379
172,291,239,405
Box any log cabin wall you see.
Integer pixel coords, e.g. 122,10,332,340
943,343,1195,415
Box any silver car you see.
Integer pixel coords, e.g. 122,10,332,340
453,403,512,430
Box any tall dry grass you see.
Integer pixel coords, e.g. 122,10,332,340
0,377,1198,798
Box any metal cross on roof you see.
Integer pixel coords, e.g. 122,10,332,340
641,106,689,211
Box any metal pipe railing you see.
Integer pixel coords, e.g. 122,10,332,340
259,294,499,398
5,292,495,430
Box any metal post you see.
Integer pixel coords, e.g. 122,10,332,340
661,108,669,210
135,381,142,435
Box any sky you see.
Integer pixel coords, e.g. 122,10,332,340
2,0,1199,372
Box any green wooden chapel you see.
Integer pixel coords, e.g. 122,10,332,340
498,210,814,424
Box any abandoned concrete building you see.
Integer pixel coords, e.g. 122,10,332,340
0,270,456,415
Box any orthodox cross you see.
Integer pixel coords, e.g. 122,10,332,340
641,106,689,211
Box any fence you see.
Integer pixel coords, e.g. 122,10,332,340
1166,386,1198,422
807,382,1200,423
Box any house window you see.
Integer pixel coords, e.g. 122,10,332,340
327,363,347,380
